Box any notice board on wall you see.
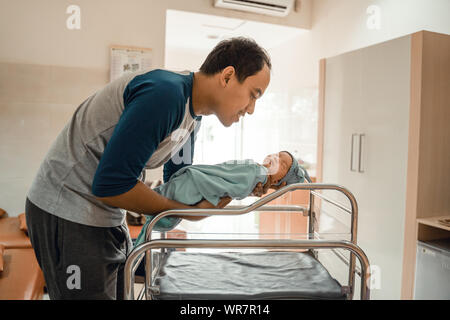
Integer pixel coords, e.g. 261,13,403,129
109,45,153,82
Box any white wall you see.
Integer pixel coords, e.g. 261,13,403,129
296,0,450,86
0,0,312,70
165,46,208,72
313,0,450,58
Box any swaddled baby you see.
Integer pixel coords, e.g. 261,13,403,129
134,151,310,246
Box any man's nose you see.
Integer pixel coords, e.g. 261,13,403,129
246,101,256,115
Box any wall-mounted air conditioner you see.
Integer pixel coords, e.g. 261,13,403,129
214,0,295,17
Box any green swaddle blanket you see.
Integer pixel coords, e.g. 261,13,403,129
134,159,268,247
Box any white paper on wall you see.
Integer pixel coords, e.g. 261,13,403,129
110,46,153,82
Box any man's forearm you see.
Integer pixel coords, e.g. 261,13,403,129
95,180,193,215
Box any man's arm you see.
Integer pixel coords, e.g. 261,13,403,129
98,180,232,220
97,180,192,214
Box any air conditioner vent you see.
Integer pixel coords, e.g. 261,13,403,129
214,0,295,17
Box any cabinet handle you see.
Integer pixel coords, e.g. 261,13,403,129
358,134,365,173
351,134,358,172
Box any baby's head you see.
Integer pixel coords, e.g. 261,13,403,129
262,151,292,185
262,151,310,187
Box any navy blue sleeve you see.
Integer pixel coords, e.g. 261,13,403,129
163,121,201,183
92,79,185,197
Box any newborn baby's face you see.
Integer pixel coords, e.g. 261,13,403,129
262,151,293,185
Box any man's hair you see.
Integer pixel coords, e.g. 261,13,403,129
199,37,271,83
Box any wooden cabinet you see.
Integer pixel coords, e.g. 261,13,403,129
317,31,450,299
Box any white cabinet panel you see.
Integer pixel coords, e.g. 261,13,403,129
322,49,365,229
321,35,412,299
356,35,411,299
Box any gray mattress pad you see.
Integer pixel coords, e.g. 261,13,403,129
153,250,346,300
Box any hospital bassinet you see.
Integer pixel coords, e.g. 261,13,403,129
124,183,371,300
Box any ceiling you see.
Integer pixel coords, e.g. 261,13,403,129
165,9,308,52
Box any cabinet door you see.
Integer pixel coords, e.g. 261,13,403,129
356,35,412,299
319,49,366,297
319,36,412,299
322,49,365,229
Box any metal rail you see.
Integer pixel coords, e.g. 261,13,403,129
311,190,352,214
310,189,358,294
126,183,366,300
226,204,308,214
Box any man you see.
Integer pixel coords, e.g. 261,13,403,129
25,37,273,300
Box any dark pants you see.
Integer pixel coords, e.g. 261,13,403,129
25,198,132,300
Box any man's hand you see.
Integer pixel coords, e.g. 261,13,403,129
180,196,232,221
250,182,268,197
270,181,287,191
195,196,232,209
250,181,287,197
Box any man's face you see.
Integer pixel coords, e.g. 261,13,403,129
215,64,271,127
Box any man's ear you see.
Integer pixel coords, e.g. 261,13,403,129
220,66,235,87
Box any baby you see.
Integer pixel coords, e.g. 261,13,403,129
134,150,310,246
